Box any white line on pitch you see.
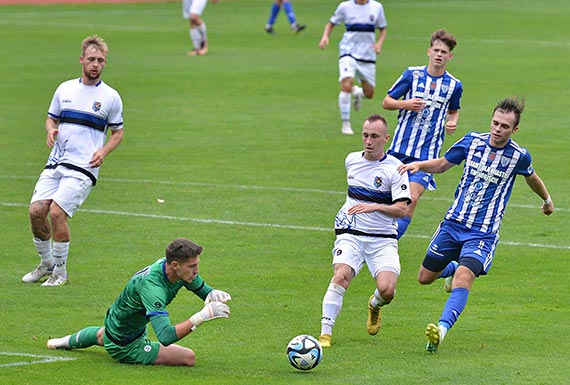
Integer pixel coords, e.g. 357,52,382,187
0,352,76,368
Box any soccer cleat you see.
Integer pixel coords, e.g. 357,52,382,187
22,264,54,283
318,334,332,348
341,121,354,135
187,49,199,57
47,335,71,350
264,24,275,34
366,295,382,335
425,323,441,353
291,23,306,33
41,273,68,287
444,276,453,293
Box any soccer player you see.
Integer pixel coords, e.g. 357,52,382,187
398,97,555,353
319,0,387,135
264,0,306,34
47,238,231,366
383,29,463,239
319,114,411,347
183,0,218,56
22,35,124,287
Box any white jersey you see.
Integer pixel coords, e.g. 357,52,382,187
329,0,387,63
46,78,123,184
335,151,411,237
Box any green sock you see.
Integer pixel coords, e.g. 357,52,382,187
69,326,101,349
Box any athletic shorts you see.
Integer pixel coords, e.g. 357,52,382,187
182,0,207,18
30,167,93,218
387,151,436,191
423,220,499,276
338,56,376,87
331,233,400,278
103,332,160,365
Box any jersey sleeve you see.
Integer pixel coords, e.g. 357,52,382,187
387,69,411,99
390,166,411,204
516,149,534,177
444,133,472,165
107,91,124,130
329,3,345,25
184,274,213,301
376,4,387,29
139,281,169,318
47,84,62,120
149,315,179,346
448,81,463,111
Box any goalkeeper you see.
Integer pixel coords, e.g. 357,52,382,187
47,238,231,366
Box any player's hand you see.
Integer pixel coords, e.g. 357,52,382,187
319,37,329,50
205,289,232,304
190,302,230,329
406,98,426,112
347,203,378,215
46,128,58,148
398,163,419,175
445,121,457,135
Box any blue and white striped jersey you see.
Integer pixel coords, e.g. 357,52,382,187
46,78,123,180
329,0,387,63
335,152,411,236
387,66,462,160
443,132,534,234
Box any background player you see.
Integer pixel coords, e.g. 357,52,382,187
264,0,306,34
383,29,462,239
22,35,123,287
319,0,387,135
183,0,218,56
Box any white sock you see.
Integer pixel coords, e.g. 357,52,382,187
52,241,69,277
197,22,207,45
33,238,53,266
352,85,364,99
439,325,448,341
321,283,346,336
370,288,394,307
189,28,202,50
338,91,351,121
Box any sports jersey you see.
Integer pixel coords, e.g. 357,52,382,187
387,66,462,160
46,78,123,184
329,0,387,63
335,151,411,237
104,258,212,346
443,132,534,234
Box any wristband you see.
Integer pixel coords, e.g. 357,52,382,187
543,195,551,205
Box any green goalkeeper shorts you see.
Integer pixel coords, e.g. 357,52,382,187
103,332,160,365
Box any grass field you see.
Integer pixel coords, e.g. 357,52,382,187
1,0,569,384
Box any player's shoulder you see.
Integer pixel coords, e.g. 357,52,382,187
345,151,364,163
405,65,427,75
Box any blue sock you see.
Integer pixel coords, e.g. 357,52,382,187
439,288,469,329
283,2,297,25
396,216,411,239
440,261,458,278
267,2,281,26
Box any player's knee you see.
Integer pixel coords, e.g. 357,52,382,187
181,350,196,366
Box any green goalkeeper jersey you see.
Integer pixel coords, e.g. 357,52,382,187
104,258,212,345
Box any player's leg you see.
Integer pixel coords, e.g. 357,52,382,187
282,0,305,32
189,0,209,56
338,56,357,134
265,0,281,33
320,263,354,347
48,326,104,349
23,200,54,283
154,344,195,366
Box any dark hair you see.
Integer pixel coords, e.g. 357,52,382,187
430,29,457,51
494,97,525,127
165,238,203,264
365,113,388,127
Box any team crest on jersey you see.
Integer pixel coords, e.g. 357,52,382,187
154,302,162,308
489,152,496,161
374,176,383,188
430,82,436,90
441,84,449,93
500,156,511,167
92,101,102,112
369,14,375,22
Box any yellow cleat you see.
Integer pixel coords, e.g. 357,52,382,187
425,323,441,353
318,334,332,348
366,295,382,335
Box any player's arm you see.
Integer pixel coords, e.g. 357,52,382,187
398,157,456,175
319,22,335,49
347,199,408,218
382,94,426,112
524,172,554,215
445,110,460,135
90,128,123,168
373,27,387,54
45,117,59,148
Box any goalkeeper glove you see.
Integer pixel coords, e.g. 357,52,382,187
205,289,232,304
189,301,230,330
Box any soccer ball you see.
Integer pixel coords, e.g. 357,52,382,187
286,334,323,371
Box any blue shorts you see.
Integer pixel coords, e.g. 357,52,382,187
387,151,436,191
422,220,499,276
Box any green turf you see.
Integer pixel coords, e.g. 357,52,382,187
1,0,569,384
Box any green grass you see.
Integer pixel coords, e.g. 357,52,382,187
1,0,569,384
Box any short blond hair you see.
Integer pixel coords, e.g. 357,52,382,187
81,35,108,57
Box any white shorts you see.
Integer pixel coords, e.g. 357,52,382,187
182,0,208,18
338,56,376,87
30,167,93,218
331,233,400,278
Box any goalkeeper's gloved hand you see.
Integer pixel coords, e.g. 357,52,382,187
205,289,232,304
189,301,230,330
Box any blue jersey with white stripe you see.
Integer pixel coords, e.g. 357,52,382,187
443,132,534,234
388,66,462,160
329,0,387,63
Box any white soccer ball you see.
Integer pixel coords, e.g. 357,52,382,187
286,334,323,371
